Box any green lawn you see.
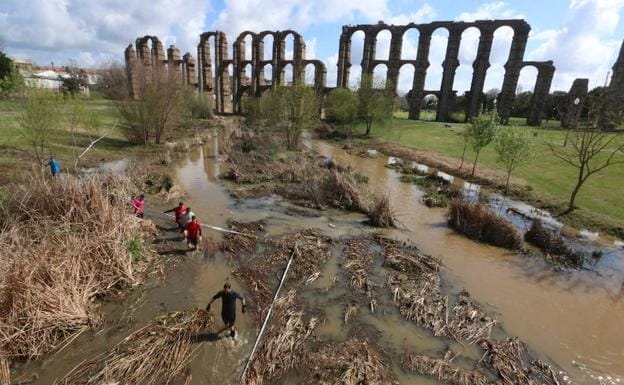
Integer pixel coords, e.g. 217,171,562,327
0,95,129,179
366,112,624,229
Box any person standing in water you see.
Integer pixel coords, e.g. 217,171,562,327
132,194,145,218
183,215,202,250
179,207,195,233
206,283,246,338
45,157,61,177
163,201,186,230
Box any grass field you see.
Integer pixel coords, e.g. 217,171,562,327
363,111,624,229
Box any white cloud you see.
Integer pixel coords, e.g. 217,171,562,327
529,0,624,90
0,0,211,67
455,1,523,21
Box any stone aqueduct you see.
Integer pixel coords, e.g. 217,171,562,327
124,19,596,126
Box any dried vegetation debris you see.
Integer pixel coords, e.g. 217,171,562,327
448,199,523,250
0,174,153,366
219,220,265,257
56,309,213,385
403,351,493,385
234,228,333,314
525,219,583,267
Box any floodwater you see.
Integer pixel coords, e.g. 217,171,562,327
13,132,624,385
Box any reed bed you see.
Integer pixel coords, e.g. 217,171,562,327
0,174,152,374
342,238,375,294
448,291,497,343
367,195,397,228
56,309,213,385
219,220,265,257
448,199,523,250
525,220,583,267
403,352,493,385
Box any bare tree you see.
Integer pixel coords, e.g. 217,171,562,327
18,87,61,165
548,89,624,213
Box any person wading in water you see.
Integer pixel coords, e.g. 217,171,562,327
206,283,246,338
163,201,186,230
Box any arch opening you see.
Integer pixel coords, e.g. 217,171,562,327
425,27,449,91
401,28,420,60
375,29,392,60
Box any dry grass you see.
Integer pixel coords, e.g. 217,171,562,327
448,199,523,250
219,220,265,257
56,309,213,385
525,219,583,267
367,195,397,228
0,174,153,377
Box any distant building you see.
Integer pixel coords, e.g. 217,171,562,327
12,60,99,95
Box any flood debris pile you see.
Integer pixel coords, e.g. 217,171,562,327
525,219,583,268
220,220,265,257
448,291,497,343
0,174,153,380
305,339,399,385
223,131,396,227
56,309,213,385
448,199,523,250
399,172,461,208
342,238,376,296
403,351,492,385
243,290,318,385
233,228,332,314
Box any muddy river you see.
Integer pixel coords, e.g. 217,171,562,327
14,132,624,385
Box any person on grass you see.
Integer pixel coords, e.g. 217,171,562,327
163,201,187,230
132,194,145,218
183,215,202,250
45,157,61,177
206,283,246,338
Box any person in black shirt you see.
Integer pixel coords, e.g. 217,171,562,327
206,282,246,338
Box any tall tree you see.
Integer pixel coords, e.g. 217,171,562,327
18,87,61,165
325,87,358,137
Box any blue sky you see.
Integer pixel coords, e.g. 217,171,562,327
1,0,623,93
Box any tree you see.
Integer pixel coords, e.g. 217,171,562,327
325,87,358,137
458,126,470,170
548,89,624,213
262,85,319,150
18,87,61,165
116,67,185,145
65,97,101,168
494,126,535,193
356,74,395,136
467,110,498,176
512,91,533,118
0,49,24,97
60,62,89,95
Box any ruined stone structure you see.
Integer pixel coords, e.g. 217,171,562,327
337,20,556,125
561,78,589,129
124,35,197,99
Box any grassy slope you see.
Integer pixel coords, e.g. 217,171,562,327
0,95,133,180
366,111,624,226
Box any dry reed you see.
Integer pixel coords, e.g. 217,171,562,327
220,220,265,257
56,309,213,385
0,174,152,370
448,199,523,250
367,195,397,228
403,352,493,385
525,220,583,267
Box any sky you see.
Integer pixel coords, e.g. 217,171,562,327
1,0,623,94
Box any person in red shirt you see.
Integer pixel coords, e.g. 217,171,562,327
184,216,202,250
163,202,186,230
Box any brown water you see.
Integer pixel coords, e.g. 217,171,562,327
310,139,624,385
14,133,623,385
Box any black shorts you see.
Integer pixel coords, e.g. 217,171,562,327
188,236,199,246
221,313,236,326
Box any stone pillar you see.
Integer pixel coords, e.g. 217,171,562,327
561,78,589,129
337,29,352,88
609,41,624,90
437,26,462,121
124,44,138,99
498,22,530,123
215,33,232,113
152,38,166,67
256,37,265,87
387,29,403,92
526,62,555,126
293,35,306,86
198,35,214,97
467,25,495,120
362,31,377,78
167,45,181,77
409,26,433,120
274,34,285,86
183,53,197,88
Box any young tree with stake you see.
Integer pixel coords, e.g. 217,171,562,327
494,126,535,193
467,110,498,176
356,74,395,137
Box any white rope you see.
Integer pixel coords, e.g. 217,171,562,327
238,246,298,384
144,208,256,238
